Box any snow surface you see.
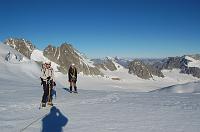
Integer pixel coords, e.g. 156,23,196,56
1,44,200,132
1,76,200,132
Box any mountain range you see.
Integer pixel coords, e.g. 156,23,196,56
3,38,200,80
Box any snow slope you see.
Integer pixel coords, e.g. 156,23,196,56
1,78,200,132
1,43,200,132
151,81,200,94
86,68,199,92
31,49,60,72
74,49,96,68
0,44,40,81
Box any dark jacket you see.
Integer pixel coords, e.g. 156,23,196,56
68,67,77,82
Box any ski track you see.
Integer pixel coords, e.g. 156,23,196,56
80,93,120,105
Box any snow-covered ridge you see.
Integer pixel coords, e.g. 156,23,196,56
152,81,200,94
3,37,200,79
0,43,29,63
92,57,125,72
185,56,200,68
74,49,95,68
5,51,23,62
112,60,124,70
106,56,125,70
31,49,60,72
0,43,40,81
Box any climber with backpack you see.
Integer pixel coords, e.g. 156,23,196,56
40,62,56,107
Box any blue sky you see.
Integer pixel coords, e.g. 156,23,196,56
0,0,200,58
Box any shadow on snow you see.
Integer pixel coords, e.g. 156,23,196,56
41,106,68,132
63,88,71,93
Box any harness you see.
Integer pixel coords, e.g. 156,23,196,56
42,68,53,81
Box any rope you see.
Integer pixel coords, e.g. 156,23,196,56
20,84,64,132
20,84,58,132
20,113,48,132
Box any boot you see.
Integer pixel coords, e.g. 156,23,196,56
47,101,53,106
74,86,78,93
42,103,46,107
69,86,72,93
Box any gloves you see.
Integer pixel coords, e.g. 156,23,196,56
40,77,43,85
47,76,51,80
46,77,51,84
53,82,56,86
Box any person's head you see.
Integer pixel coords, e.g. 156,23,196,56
71,63,75,68
51,106,57,112
45,61,51,68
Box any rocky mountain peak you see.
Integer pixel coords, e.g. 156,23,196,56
92,57,119,71
128,59,164,79
129,60,153,79
4,38,35,59
151,55,200,78
43,43,103,76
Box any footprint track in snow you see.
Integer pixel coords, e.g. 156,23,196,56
80,93,120,105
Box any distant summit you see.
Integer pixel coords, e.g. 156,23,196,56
3,37,200,79
43,43,103,76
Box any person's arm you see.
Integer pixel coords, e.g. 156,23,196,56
40,69,46,85
75,68,78,79
41,69,47,80
50,68,56,86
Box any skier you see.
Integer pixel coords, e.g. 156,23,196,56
68,63,78,93
40,62,56,107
